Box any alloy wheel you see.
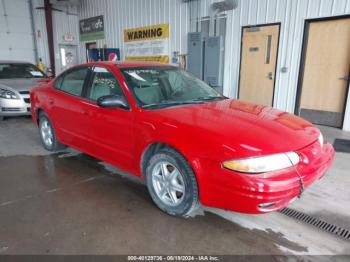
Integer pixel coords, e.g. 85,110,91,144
40,119,53,148
151,161,186,206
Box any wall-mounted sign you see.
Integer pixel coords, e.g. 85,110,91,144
63,33,74,42
249,47,259,52
124,23,169,64
79,15,105,41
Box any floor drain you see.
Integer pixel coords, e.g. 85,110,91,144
279,207,350,241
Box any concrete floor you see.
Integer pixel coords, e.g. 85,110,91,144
0,117,350,255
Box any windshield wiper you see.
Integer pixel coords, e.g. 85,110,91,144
142,100,204,109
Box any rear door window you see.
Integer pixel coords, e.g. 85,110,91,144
60,67,89,96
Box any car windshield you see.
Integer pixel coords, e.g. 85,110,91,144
0,63,46,79
120,66,226,109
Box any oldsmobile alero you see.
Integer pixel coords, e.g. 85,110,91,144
30,61,334,217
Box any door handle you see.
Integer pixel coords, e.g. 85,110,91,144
339,76,350,81
267,72,274,80
48,98,54,105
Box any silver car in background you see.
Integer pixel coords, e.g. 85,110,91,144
0,61,47,120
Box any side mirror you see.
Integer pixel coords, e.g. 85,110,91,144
97,95,129,110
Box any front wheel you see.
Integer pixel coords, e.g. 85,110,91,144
39,112,65,151
145,148,199,217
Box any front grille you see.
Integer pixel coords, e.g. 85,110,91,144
19,91,30,95
2,107,22,112
24,98,30,104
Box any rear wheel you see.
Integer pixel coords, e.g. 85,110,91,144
145,148,199,217
39,112,65,151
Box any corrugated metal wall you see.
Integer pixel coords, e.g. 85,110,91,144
2,0,347,127
190,0,350,107
189,0,350,129
32,0,80,74
78,0,189,64
32,0,49,66
75,0,350,129
52,4,80,73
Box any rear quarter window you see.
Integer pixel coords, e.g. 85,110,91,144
53,76,63,89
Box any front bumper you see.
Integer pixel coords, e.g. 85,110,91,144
0,94,31,117
199,140,335,214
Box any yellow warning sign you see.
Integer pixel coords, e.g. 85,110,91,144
125,55,169,64
124,24,169,42
124,24,170,64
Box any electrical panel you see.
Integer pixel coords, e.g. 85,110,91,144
204,36,224,89
187,32,207,80
187,32,225,93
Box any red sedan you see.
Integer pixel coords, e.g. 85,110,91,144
30,62,334,217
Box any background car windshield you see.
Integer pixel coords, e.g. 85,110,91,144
0,63,45,79
120,67,222,107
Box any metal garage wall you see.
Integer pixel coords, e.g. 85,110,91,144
78,0,189,64
78,0,350,130
0,0,36,63
32,0,80,74
189,0,350,130
52,4,80,74
32,0,49,67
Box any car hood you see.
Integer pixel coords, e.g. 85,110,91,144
0,78,43,92
146,99,320,159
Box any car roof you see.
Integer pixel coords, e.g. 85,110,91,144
81,61,176,69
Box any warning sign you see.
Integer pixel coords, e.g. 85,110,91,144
124,24,169,64
124,24,169,42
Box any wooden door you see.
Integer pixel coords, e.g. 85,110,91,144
299,18,350,127
239,24,280,106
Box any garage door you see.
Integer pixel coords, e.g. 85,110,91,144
0,0,36,63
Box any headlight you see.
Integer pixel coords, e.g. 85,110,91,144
222,152,300,174
0,88,19,99
318,132,324,148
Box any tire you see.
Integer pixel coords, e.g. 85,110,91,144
145,147,199,217
38,112,65,151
